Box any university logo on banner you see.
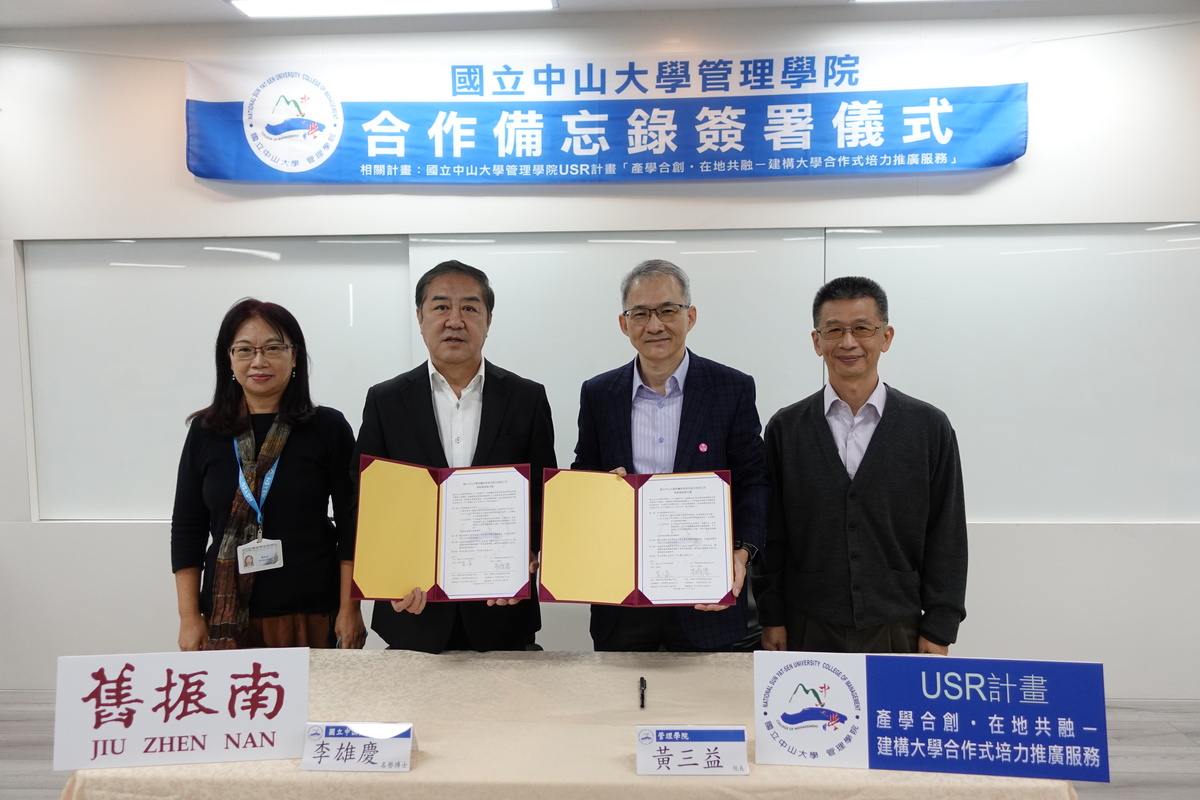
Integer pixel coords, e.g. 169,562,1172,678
243,72,343,173
755,651,1109,783
186,42,1028,184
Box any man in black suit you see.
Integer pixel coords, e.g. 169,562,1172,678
353,260,556,653
572,259,767,651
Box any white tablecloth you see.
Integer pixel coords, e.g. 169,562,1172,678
63,649,1077,800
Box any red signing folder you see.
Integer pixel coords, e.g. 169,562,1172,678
352,455,531,603
539,469,734,607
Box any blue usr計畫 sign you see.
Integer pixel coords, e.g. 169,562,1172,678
755,651,1108,783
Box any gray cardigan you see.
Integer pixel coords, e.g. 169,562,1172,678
757,385,968,645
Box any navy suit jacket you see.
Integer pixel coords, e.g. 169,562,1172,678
572,350,767,649
352,360,556,653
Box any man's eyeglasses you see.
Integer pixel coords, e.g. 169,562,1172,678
229,344,295,361
622,303,691,324
815,324,883,340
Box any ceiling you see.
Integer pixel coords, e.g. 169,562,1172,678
0,0,1115,31
0,1,823,30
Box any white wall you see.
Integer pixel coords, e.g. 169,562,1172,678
2,2,1198,694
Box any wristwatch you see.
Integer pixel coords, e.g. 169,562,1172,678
733,540,757,566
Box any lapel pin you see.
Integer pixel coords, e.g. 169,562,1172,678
699,443,708,452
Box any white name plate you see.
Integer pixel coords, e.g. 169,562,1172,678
301,722,416,772
54,648,308,771
635,725,749,775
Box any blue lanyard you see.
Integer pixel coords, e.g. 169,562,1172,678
233,438,280,536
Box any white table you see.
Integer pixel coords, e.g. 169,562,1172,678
63,649,1077,800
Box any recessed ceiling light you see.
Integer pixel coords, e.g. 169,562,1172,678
231,0,556,19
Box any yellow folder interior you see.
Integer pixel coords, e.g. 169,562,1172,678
541,471,634,604
352,459,438,600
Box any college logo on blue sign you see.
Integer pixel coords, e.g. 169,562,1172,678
755,652,1108,782
759,658,865,766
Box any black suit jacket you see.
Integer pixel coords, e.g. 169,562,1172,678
572,351,767,649
352,360,556,652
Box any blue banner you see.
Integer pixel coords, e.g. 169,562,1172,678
187,45,1028,184
866,655,1108,782
755,651,1108,783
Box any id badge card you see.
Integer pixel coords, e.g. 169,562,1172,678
238,539,284,574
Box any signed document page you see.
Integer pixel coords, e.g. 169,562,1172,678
438,466,530,600
637,472,733,605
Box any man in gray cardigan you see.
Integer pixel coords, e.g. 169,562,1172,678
758,276,967,654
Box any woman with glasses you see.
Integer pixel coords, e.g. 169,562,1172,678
170,298,366,651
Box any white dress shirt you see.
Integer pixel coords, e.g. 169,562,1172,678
630,351,690,475
823,379,888,479
429,358,486,468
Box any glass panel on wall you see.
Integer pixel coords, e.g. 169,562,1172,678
407,228,828,475
23,223,1198,523
825,223,1200,522
24,236,410,520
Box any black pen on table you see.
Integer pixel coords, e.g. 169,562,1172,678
639,676,647,709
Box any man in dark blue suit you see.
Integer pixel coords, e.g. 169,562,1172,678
572,259,767,651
